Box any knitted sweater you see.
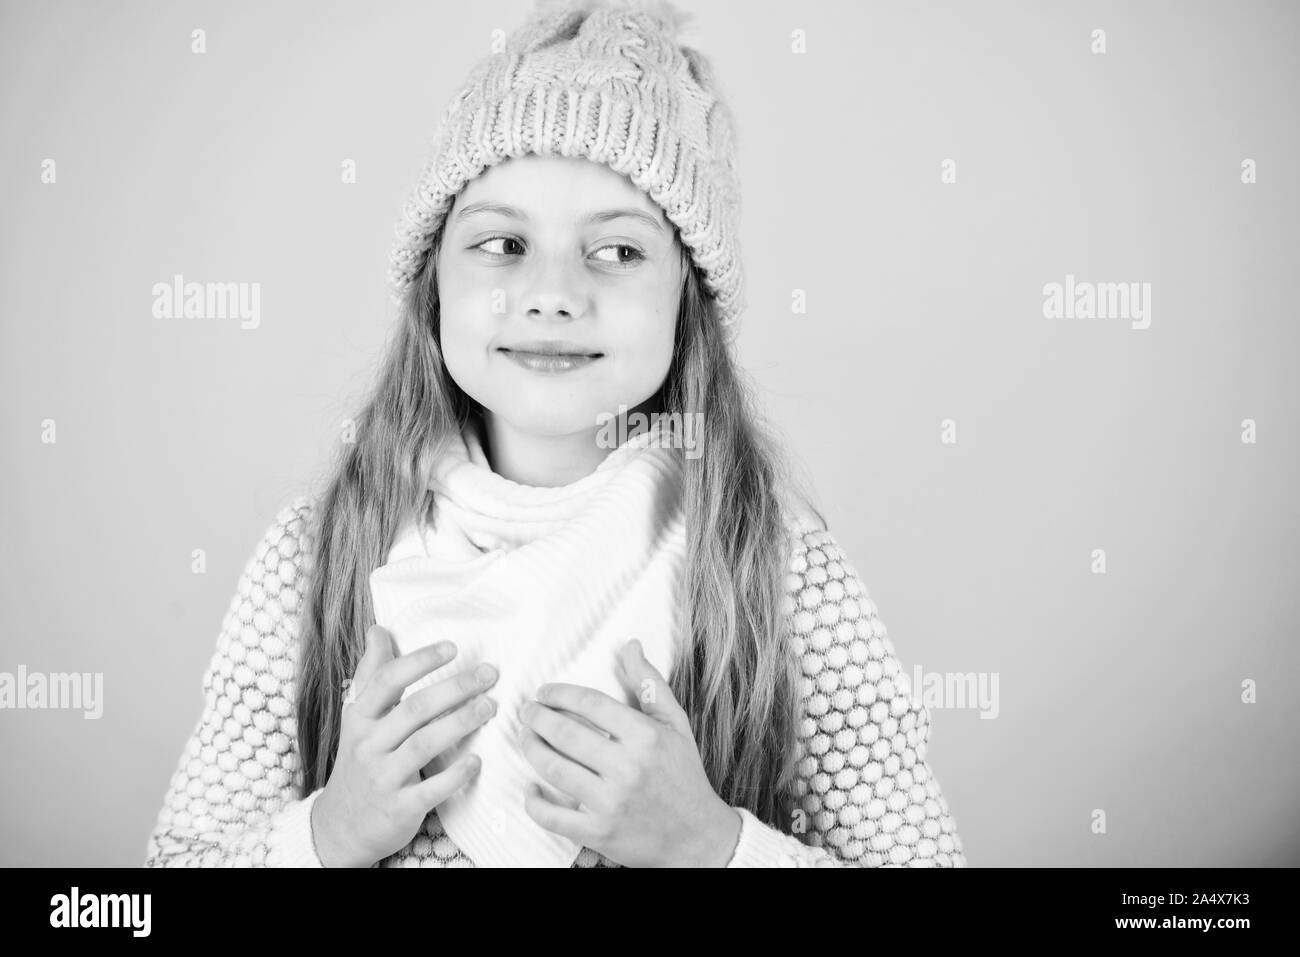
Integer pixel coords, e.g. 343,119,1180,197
143,497,968,868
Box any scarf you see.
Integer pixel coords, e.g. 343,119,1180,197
368,414,687,867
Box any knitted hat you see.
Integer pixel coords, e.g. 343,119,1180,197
387,0,746,341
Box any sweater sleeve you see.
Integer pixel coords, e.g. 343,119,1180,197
725,522,968,868
143,498,328,868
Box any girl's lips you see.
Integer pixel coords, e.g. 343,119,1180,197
499,349,602,374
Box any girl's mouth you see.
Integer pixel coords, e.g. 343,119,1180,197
498,348,603,375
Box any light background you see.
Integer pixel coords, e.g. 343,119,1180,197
1,0,1297,866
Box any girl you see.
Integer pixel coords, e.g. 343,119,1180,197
144,0,967,868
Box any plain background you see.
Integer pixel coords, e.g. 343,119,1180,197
2,0,1297,866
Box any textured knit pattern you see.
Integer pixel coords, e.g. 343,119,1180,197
143,498,968,868
387,0,747,339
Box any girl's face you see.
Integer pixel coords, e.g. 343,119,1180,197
436,154,684,439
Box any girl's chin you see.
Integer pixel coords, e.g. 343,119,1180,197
482,402,609,436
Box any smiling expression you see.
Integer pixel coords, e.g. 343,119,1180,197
436,154,685,437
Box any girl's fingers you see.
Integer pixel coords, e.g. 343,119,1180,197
410,753,482,812
372,662,499,753
341,625,392,718
350,625,392,692
523,702,620,776
533,682,648,741
353,638,458,721
545,785,582,812
523,782,588,843
518,726,603,809
391,695,498,781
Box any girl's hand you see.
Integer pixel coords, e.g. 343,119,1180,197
518,639,742,868
311,625,500,868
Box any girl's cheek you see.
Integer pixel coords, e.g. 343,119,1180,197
441,283,482,316
441,291,495,335
437,311,484,370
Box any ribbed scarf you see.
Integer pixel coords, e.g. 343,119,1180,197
369,415,688,867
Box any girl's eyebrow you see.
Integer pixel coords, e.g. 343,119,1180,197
453,201,665,236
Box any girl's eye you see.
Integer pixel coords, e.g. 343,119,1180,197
475,236,524,256
591,244,645,266
472,237,644,266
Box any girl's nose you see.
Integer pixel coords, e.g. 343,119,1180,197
527,291,578,320
519,254,589,321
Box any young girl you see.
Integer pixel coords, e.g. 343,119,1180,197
144,0,967,868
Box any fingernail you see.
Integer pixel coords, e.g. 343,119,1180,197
475,663,497,683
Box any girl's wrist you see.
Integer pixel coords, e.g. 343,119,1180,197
676,799,742,867
311,788,362,868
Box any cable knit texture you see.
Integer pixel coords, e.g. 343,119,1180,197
144,498,968,868
387,0,748,341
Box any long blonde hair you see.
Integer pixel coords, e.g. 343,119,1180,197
296,224,824,832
